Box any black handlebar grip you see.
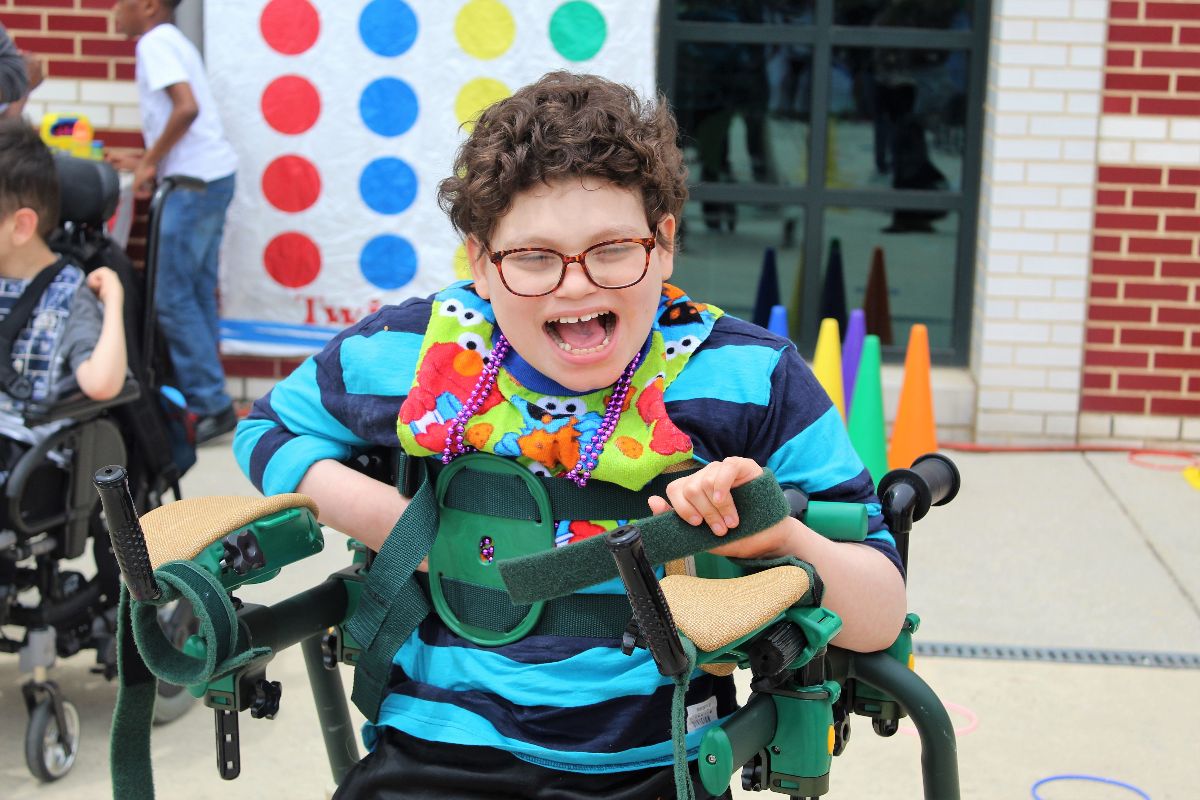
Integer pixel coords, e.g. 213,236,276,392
94,465,161,602
909,454,961,510
606,524,690,678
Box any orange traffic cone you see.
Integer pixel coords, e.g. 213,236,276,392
888,324,937,469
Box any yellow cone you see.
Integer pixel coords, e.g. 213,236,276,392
812,317,845,420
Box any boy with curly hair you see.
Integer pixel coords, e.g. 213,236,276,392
236,72,904,799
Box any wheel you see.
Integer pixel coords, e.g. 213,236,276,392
152,600,198,725
872,717,899,737
24,697,80,782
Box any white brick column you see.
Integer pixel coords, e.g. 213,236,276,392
972,0,1109,442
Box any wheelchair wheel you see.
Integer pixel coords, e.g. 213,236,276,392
152,600,198,725
24,697,80,782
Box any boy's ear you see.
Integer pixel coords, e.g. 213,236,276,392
465,237,491,299
10,208,40,247
656,214,676,281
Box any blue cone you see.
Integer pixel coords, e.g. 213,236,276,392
768,304,790,339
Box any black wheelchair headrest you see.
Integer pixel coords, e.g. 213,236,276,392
54,154,119,227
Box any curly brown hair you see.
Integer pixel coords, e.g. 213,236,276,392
438,71,687,248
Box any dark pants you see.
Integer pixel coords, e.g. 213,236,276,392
333,728,734,800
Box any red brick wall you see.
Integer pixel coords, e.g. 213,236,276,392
1105,1,1200,115
1084,1,1200,418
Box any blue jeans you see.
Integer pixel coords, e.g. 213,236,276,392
155,172,236,416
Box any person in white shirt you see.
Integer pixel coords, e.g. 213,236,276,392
109,0,239,444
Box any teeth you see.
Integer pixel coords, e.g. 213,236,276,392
556,335,611,354
551,311,605,324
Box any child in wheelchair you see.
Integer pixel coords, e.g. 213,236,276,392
234,72,906,799
0,118,193,781
0,117,127,573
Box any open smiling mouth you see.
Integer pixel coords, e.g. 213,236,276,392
545,311,616,355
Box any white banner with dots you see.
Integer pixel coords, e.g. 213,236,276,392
206,0,656,356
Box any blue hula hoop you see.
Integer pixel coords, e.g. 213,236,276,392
1031,774,1151,799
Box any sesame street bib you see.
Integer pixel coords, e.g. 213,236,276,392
398,281,723,535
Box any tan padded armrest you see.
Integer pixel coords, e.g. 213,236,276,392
660,566,811,654
139,494,319,569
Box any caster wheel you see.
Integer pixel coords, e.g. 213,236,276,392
25,697,80,782
872,717,899,737
153,600,198,725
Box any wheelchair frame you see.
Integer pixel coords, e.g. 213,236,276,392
0,169,202,782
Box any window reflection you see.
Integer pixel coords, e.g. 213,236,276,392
676,41,812,211
676,203,805,321
829,46,967,205
676,1,815,23
825,207,958,348
834,0,971,28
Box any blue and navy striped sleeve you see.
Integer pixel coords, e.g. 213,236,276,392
665,315,903,576
234,298,432,496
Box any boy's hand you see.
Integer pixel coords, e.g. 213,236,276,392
132,160,157,198
87,267,124,307
648,457,797,559
648,456,763,535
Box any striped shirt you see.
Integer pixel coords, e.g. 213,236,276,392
235,294,900,773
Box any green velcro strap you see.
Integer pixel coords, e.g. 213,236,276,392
671,636,699,800
111,586,156,800
347,477,439,722
130,560,237,687
500,470,791,605
426,573,633,640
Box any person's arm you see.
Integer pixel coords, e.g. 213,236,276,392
649,457,906,652
234,300,432,548
132,81,198,194
74,267,128,400
653,319,907,651
296,460,409,552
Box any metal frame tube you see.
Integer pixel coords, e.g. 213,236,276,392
300,635,360,785
851,652,959,799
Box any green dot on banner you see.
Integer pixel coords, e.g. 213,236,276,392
549,1,606,62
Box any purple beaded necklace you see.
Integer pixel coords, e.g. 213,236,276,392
441,333,642,488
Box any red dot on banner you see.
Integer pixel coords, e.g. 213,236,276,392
264,233,321,288
262,155,321,213
261,75,321,134
260,0,320,55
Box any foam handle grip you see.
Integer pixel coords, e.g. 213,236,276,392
606,525,689,678
910,454,960,508
94,465,161,602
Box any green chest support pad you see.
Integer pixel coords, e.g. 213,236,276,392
499,469,791,605
429,453,556,646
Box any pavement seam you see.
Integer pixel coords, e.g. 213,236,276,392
1083,453,1200,622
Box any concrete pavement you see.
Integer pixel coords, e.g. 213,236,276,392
2,443,1198,798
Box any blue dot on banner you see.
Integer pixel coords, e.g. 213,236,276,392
359,0,418,57
359,158,417,215
361,235,417,290
360,78,419,137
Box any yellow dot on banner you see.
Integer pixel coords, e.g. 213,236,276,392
455,0,516,60
453,244,471,280
455,77,511,130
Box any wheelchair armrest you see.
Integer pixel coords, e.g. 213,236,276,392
22,378,141,425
